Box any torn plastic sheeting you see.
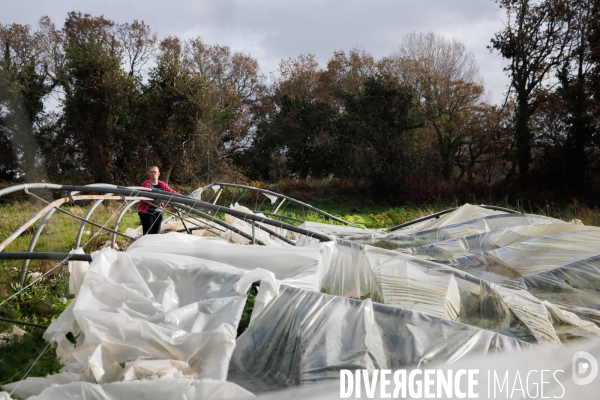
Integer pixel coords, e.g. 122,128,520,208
222,217,280,246
22,379,255,400
245,337,600,400
416,335,600,399
523,254,600,292
392,203,507,234
160,215,223,238
406,224,599,260
127,232,331,292
373,255,460,321
228,284,532,393
447,229,600,278
29,246,278,395
542,300,600,341
378,213,563,249
263,193,278,205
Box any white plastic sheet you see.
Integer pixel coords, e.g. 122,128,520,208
28,379,254,400
4,241,278,399
127,232,331,292
228,284,532,393
407,223,598,260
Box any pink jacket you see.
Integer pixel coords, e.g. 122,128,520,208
137,180,180,213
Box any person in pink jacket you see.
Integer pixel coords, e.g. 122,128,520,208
137,166,180,235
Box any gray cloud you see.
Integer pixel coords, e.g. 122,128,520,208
2,0,509,103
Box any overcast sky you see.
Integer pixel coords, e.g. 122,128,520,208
2,0,510,104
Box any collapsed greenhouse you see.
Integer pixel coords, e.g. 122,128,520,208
0,182,599,399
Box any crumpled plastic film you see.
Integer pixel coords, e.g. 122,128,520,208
372,255,461,320
228,284,531,393
378,213,563,249
407,224,598,260
361,246,563,345
128,232,330,292
300,207,561,251
298,221,387,244
6,246,278,399
394,204,505,234
447,229,600,279
25,379,254,400
542,300,600,340
160,215,223,237
311,240,571,346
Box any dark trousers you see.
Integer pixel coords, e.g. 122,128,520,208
139,211,163,235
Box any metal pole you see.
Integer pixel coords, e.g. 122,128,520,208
164,202,268,245
273,197,286,214
0,183,332,242
75,198,110,248
19,208,57,286
62,185,332,242
0,317,48,329
0,252,92,261
199,182,353,226
388,204,519,232
251,210,305,224
111,200,140,249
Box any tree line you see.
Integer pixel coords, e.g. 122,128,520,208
1,2,599,201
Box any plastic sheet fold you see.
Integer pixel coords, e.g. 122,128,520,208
127,232,330,292
228,284,532,393
4,242,278,399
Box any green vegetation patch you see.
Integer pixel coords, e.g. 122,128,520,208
0,329,63,386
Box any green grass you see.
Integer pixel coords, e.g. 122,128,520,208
0,329,63,387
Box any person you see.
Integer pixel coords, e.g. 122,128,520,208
138,166,180,235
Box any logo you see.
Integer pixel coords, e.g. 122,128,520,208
572,351,598,386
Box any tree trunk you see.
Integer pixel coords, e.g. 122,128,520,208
514,96,532,175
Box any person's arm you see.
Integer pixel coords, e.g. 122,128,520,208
159,181,180,195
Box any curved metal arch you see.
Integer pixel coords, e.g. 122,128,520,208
194,182,353,226
75,198,112,249
162,202,267,245
0,183,333,242
3,194,145,286
0,194,144,253
111,200,140,249
19,208,57,286
388,205,520,232
251,210,306,224
64,184,332,242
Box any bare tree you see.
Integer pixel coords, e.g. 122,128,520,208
392,32,484,180
117,20,156,77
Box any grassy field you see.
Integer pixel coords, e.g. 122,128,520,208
0,191,599,388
